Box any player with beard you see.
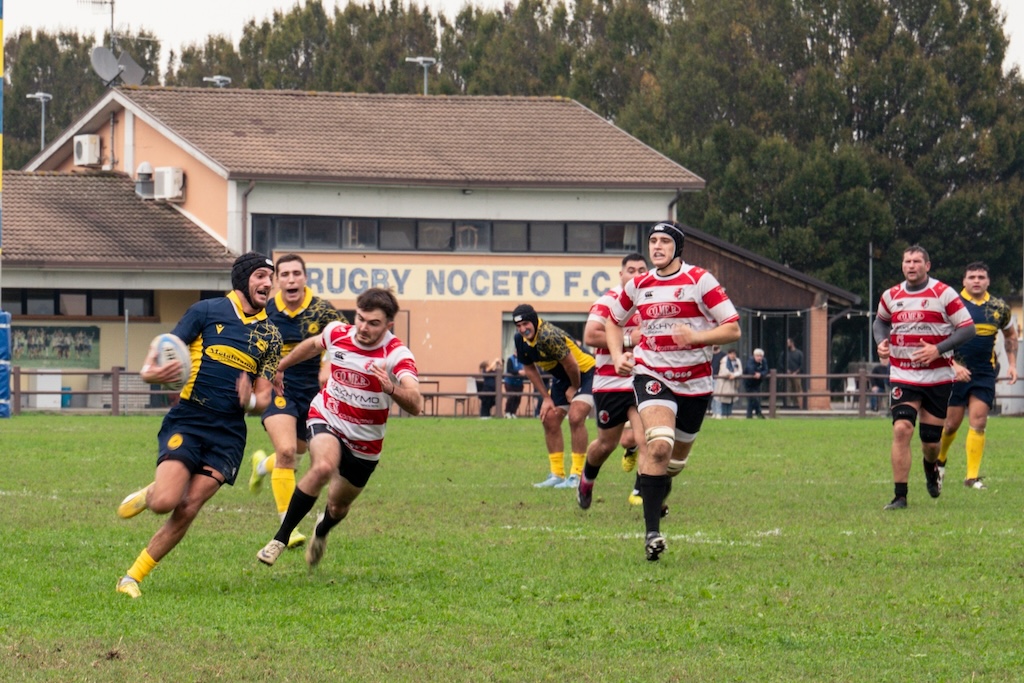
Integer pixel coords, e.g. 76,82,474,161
257,288,422,568
603,222,741,561
115,252,282,597
248,254,346,550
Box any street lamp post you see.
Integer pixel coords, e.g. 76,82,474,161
26,92,53,151
405,56,436,95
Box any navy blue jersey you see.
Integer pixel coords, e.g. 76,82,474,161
955,291,1012,377
265,287,346,397
171,292,282,414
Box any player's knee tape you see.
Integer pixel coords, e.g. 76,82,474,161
676,428,697,444
891,404,917,427
645,426,675,449
919,423,943,443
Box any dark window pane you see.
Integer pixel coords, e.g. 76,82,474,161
59,293,87,316
380,219,415,250
275,217,302,248
252,216,271,255
344,219,377,249
492,222,527,251
305,218,339,248
2,289,24,315
26,290,56,315
91,293,119,316
567,222,601,253
529,222,564,252
418,221,453,250
454,221,490,252
603,223,641,252
124,293,153,317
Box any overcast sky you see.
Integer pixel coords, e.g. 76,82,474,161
5,0,1024,74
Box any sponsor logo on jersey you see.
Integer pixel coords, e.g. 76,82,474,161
333,350,345,361
894,311,926,323
598,410,610,424
216,324,225,334
274,395,287,408
330,385,382,406
205,345,258,373
168,434,183,450
647,303,681,318
307,322,321,335
333,369,371,388
891,387,903,400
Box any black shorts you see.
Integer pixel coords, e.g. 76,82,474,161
890,382,953,420
307,423,379,488
157,401,246,485
594,390,635,430
949,373,996,409
633,375,710,435
262,388,317,444
550,369,595,408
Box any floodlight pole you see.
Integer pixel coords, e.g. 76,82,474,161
405,56,436,95
26,92,53,151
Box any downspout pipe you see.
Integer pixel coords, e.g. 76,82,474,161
667,189,683,221
242,180,256,253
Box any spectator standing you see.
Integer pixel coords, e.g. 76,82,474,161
477,358,502,418
503,352,525,418
744,349,768,419
778,338,804,408
869,358,890,412
715,349,741,418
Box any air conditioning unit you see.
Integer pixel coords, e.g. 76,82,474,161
153,166,184,201
73,134,101,166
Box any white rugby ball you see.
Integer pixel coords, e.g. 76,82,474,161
151,333,191,390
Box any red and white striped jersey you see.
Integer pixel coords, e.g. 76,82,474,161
607,264,739,395
876,277,973,386
588,285,643,393
306,320,418,459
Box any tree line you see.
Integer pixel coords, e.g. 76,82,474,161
5,0,1023,311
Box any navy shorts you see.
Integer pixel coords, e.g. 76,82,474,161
594,390,635,430
633,375,710,435
308,423,379,488
949,373,996,409
550,369,595,408
890,381,953,420
156,401,246,485
262,388,317,444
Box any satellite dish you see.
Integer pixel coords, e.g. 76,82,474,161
91,46,121,85
116,51,147,86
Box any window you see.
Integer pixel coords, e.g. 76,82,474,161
251,214,657,255
567,222,602,253
305,218,339,248
492,222,528,252
603,223,641,252
274,217,302,248
344,219,377,249
60,293,88,316
380,219,415,250
3,289,154,318
418,221,453,250
529,222,564,252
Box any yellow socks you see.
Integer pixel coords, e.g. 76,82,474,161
570,452,586,477
937,429,957,466
270,468,296,515
965,428,985,480
126,549,158,584
547,453,566,478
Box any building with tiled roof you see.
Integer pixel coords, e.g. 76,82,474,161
5,86,856,412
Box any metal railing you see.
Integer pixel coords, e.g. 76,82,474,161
8,366,1023,417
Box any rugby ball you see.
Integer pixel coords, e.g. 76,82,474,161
151,333,191,390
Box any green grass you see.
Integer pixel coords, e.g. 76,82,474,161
2,414,1023,681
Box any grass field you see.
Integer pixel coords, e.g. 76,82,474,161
2,413,1023,682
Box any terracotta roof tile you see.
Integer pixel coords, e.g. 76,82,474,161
119,88,704,189
2,171,234,268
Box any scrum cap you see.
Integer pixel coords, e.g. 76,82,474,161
651,222,685,259
512,304,539,329
231,252,273,307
